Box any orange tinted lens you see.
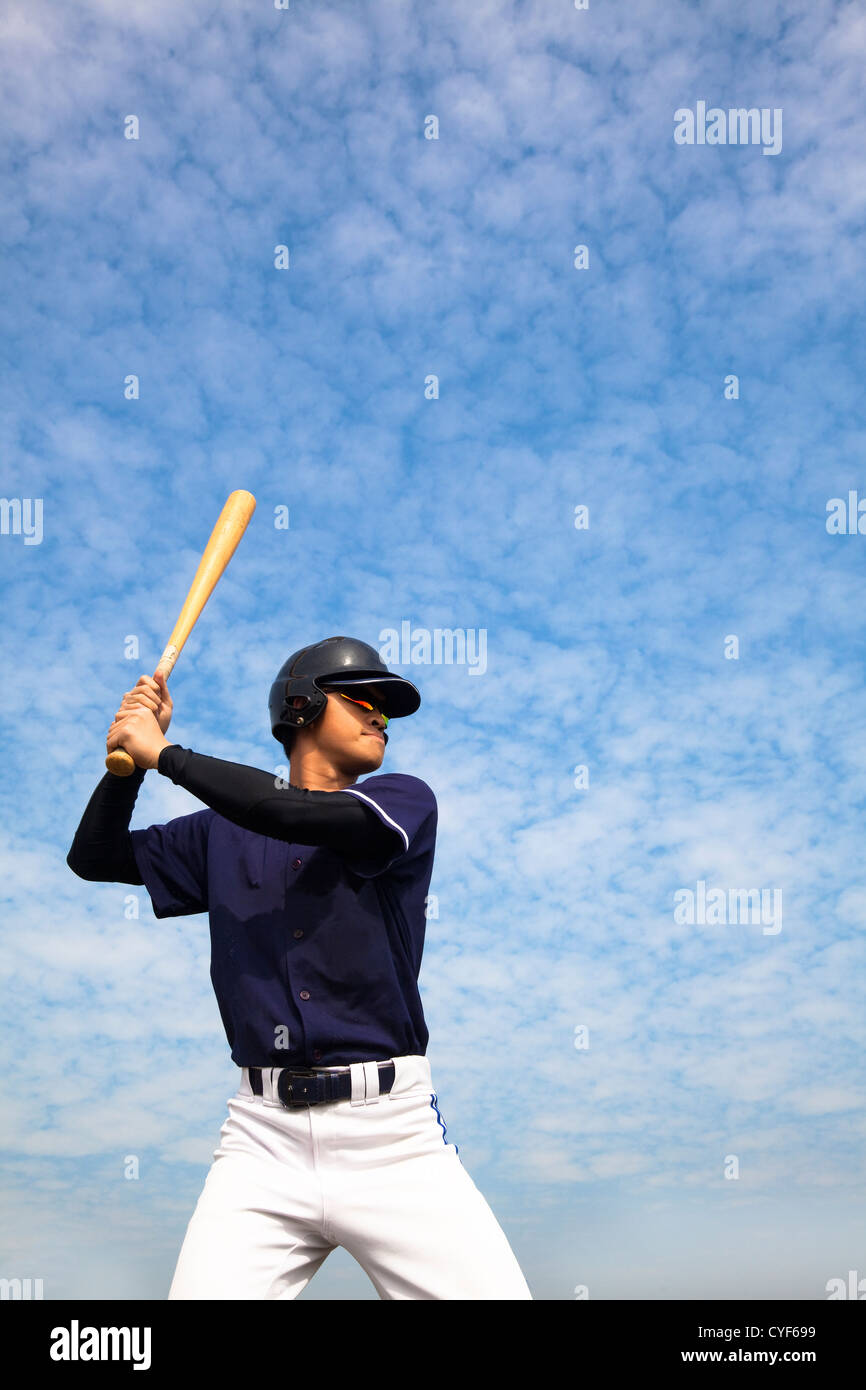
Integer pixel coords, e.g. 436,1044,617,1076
338,692,372,710
337,691,389,725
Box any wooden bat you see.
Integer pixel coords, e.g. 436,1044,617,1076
105,489,257,776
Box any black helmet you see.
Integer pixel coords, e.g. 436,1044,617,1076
269,635,421,750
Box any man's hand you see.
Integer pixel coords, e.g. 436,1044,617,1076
106,671,174,770
115,670,173,733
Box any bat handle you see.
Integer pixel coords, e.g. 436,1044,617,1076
104,652,177,778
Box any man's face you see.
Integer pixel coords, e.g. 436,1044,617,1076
291,685,389,775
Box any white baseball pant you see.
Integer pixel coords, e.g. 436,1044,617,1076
168,1054,532,1300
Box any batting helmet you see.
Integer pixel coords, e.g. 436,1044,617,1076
269,635,421,751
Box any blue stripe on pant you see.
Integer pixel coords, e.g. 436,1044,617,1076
429,1091,460,1158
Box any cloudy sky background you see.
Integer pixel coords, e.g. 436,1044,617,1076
1,0,865,1300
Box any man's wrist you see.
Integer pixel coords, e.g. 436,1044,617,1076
156,742,180,774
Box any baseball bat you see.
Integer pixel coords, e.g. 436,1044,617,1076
105,489,257,776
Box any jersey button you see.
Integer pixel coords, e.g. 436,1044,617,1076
299,990,310,1000
291,858,303,870
293,929,304,939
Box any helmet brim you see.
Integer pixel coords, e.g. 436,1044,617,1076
318,673,421,718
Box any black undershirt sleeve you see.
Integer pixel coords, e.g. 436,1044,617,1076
155,745,401,859
66,766,148,884
66,745,401,885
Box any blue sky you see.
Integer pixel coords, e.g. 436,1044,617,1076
1,0,865,1301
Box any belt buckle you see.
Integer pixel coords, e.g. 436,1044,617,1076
277,1067,318,1109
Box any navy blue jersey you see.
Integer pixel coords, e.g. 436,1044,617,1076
129,773,437,1067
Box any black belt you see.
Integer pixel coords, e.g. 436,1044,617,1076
248,1062,396,1108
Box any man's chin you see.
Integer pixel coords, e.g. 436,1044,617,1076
362,741,386,769
341,743,385,777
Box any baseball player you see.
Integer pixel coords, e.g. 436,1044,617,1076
67,636,532,1300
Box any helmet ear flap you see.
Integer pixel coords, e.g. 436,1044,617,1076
277,683,327,733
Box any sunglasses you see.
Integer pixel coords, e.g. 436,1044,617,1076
333,690,389,727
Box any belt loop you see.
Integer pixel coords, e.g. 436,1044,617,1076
362,1060,380,1104
384,1057,397,1100
349,1062,366,1106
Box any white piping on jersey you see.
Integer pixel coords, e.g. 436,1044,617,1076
342,789,410,850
